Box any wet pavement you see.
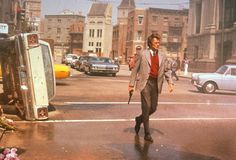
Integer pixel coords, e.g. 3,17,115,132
1,118,236,160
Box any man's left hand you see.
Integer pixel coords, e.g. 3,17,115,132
168,84,174,93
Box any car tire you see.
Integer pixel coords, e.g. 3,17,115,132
203,82,217,94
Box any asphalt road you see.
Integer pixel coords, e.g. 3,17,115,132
1,67,236,160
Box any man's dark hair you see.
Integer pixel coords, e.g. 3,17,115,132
147,33,161,48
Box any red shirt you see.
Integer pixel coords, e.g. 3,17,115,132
149,52,159,78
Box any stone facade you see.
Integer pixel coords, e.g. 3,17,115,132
42,10,85,56
187,0,236,72
83,3,113,57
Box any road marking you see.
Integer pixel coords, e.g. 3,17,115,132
64,101,236,106
16,117,236,124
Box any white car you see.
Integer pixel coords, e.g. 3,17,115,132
191,65,236,93
62,54,77,65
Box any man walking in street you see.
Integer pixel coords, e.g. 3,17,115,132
128,33,174,143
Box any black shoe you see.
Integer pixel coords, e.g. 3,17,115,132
135,117,141,134
144,134,153,143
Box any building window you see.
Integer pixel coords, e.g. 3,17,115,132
96,42,101,47
137,16,143,25
137,15,144,25
56,36,60,42
96,48,101,53
224,0,236,28
137,31,142,40
164,17,169,21
169,27,182,36
152,16,158,24
57,28,61,34
97,29,102,38
58,19,61,23
89,42,94,46
89,29,95,37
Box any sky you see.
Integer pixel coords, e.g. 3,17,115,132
41,0,189,24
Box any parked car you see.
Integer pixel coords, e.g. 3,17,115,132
61,54,77,65
70,55,80,69
75,55,91,71
84,57,119,76
191,65,236,93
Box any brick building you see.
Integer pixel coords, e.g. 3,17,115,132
126,8,188,60
112,0,135,63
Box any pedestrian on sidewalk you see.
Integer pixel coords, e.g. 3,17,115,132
171,58,179,81
128,33,174,143
176,57,181,75
183,57,189,76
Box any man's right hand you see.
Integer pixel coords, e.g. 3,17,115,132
128,86,134,92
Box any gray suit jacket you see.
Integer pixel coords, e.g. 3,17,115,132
129,49,173,93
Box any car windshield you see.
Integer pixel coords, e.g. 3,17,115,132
99,57,113,63
215,65,228,74
88,57,99,62
72,56,78,59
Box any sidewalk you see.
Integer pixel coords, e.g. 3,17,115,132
118,64,192,79
178,71,192,79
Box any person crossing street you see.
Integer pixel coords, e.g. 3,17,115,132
128,33,174,143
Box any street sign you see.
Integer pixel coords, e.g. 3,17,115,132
0,23,9,34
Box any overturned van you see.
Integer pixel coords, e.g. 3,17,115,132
0,24,56,120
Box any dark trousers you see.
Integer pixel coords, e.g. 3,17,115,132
136,78,158,135
171,71,179,80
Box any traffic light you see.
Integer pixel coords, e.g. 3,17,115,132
17,8,26,21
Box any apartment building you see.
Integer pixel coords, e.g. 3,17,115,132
42,10,85,56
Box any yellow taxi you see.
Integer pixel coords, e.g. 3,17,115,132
0,64,70,80
54,63,70,79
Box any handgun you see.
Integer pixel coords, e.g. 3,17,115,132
128,90,133,104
